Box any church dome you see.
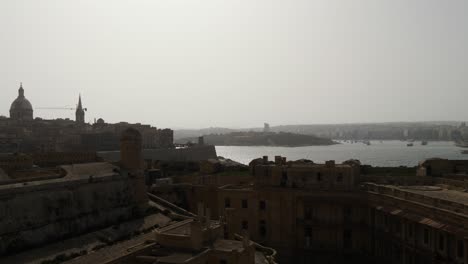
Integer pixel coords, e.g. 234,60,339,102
10,83,33,121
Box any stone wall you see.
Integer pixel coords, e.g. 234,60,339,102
0,171,144,255
98,145,217,163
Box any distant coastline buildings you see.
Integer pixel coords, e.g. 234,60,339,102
0,83,174,153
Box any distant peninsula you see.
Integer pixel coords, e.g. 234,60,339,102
181,131,337,147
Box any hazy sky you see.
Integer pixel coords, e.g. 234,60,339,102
1,1,467,128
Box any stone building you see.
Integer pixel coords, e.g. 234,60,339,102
417,158,468,177
0,128,149,255
151,156,468,264
217,157,367,263
0,131,276,263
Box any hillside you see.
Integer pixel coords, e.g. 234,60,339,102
174,121,465,141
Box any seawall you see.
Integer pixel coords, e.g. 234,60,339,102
98,145,217,162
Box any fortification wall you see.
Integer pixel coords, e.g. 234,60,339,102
0,173,144,255
98,145,217,162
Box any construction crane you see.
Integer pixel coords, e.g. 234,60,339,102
36,107,88,111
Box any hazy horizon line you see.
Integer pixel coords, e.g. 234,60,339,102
173,120,466,130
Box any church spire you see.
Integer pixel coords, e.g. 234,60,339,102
77,94,83,110
75,94,85,124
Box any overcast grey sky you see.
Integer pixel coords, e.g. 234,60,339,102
1,0,467,128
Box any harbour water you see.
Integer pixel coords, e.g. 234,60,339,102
216,140,468,167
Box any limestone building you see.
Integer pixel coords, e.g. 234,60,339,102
151,156,468,264
0,130,276,264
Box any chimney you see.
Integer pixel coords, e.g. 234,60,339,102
198,136,205,145
326,160,335,168
275,156,282,165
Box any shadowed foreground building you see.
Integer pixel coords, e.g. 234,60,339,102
152,157,468,264
0,128,276,264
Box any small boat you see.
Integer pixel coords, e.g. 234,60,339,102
421,141,428,146
363,140,371,146
407,143,414,147
462,150,468,154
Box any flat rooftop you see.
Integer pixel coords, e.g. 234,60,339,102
394,185,468,205
364,182,468,216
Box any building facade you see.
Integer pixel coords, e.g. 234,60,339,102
154,157,468,264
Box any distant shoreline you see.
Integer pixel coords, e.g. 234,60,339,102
178,131,337,147
211,142,340,148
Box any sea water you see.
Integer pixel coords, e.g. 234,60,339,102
216,141,468,167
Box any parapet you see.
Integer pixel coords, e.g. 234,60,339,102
252,158,358,190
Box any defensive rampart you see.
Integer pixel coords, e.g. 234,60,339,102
0,163,144,255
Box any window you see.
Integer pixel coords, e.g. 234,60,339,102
259,200,266,210
224,198,231,208
343,207,352,221
396,221,402,234
242,199,248,209
305,227,312,237
242,220,248,230
305,208,313,220
343,229,352,249
458,240,464,259
408,223,414,238
439,233,444,251
259,220,267,237
317,172,322,181
281,171,288,187
424,228,429,245
337,173,343,182
304,227,312,248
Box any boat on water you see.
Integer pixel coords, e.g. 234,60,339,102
363,140,371,146
407,143,414,147
421,141,428,146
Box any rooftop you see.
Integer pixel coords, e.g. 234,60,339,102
363,182,468,217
